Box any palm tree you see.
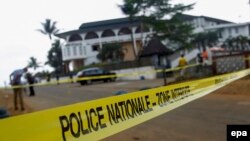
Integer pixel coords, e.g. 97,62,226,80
27,57,41,70
119,0,140,59
37,19,60,40
45,40,63,73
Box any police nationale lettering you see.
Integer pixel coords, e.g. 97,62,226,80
58,86,191,141
107,95,153,125
58,95,153,141
59,106,106,141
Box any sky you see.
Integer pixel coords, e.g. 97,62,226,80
1,0,250,87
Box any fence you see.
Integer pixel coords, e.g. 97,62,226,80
212,51,250,74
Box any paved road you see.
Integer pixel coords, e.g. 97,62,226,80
24,79,167,111
6,77,250,141
104,93,250,141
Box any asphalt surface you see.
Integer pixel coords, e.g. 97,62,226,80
23,79,168,111
3,77,250,141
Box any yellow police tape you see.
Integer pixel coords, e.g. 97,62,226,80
0,63,200,90
0,68,249,141
2,52,250,90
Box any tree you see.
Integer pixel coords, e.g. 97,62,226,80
119,0,141,59
27,57,41,70
37,19,60,40
119,0,194,49
192,31,219,49
45,40,63,74
97,43,125,63
224,35,249,51
237,35,248,50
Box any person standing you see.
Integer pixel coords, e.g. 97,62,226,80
69,72,74,83
56,74,60,85
202,48,209,66
178,54,188,78
9,67,28,111
196,53,203,76
26,73,35,96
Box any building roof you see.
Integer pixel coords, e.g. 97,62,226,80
139,38,173,57
205,22,250,30
176,13,234,24
56,17,141,38
79,17,141,30
56,14,234,38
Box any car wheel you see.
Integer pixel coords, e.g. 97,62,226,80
111,78,116,82
86,80,92,85
80,81,85,85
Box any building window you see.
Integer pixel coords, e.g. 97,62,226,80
85,32,99,39
92,45,100,51
235,27,238,34
73,46,77,56
64,48,67,57
228,28,232,35
118,27,131,35
67,47,71,56
83,46,86,55
101,29,115,37
79,45,83,55
68,34,82,42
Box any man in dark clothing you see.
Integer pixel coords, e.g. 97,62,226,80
26,73,35,96
196,53,204,76
56,74,60,85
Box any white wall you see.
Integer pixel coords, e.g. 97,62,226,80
171,48,200,67
207,23,250,42
112,66,156,81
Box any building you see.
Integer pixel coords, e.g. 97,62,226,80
205,22,250,42
56,17,153,71
177,14,233,33
56,14,249,71
179,14,250,42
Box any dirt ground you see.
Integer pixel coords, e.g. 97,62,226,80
0,90,33,116
0,75,250,140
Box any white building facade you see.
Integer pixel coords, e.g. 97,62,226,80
56,18,153,71
57,14,250,71
180,14,250,42
205,22,250,42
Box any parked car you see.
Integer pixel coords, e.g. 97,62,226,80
76,67,116,85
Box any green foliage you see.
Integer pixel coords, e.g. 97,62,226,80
97,43,125,63
119,0,195,48
192,31,219,48
27,57,41,70
45,40,63,73
37,19,59,40
148,13,194,48
119,0,141,58
119,0,141,17
223,35,249,50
